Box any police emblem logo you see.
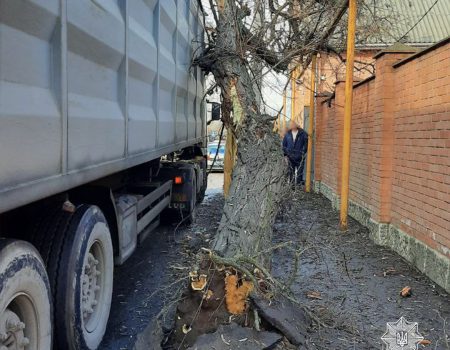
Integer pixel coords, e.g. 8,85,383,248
381,316,424,350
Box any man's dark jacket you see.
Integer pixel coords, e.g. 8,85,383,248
282,129,308,165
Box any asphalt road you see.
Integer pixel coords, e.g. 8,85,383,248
99,173,224,350
99,174,450,349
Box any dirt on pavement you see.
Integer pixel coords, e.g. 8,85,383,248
273,189,450,349
101,175,449,349
100,175,224,350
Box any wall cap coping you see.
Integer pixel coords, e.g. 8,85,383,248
317,92,333,98
334,78,362,86
320,92,335,105
373,42,418,59
393,36,450,68
353,75,376,89
326,75,375,103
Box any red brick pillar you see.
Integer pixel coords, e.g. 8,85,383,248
314,97,326,185
334,81,345,196
372,48,417,222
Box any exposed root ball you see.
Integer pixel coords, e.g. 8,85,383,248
167,258,257,349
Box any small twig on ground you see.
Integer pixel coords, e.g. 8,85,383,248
436,309,450,349
141,276,189,307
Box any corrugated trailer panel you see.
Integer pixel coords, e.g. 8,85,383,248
128,0,158,155
0,1,62,187
67,1,127,170
195,1,205,139
158,0,176,147
176,0,189,143
0,0,205,214
188,1,198,139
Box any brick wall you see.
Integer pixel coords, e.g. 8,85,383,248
314,39,450,291
315,83,345,195
390,43,450,257
296,51,376,129
349,78,375,214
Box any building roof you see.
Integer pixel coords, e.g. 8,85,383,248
364,0,450,47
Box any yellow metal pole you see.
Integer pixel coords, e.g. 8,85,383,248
339,0,357,230
282,89,287,132
290,68,296,123
294,66,301,124
305,55,316,193
223,134,236,197
223,82,241,197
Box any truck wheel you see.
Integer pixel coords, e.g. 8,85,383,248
0,239,52,350
186,178,197,225
196,172,207,204
196,188,205,204
32,204,113,350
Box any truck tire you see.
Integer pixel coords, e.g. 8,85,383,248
0,239,52,350
186,178,197,225
32,204,113,350
196,171,207,204
196,186,205,204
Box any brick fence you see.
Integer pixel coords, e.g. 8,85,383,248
314,38,450,292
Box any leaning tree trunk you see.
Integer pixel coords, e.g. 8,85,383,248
202,0,288,262
213,115,288,260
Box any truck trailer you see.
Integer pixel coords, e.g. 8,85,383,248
0,1,207,349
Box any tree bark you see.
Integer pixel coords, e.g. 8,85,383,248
207,0,288,261
212,115,288,260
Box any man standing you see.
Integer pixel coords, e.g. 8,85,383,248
282,120,308,185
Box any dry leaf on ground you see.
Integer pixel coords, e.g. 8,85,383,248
400,286,412,297
419,339,432,346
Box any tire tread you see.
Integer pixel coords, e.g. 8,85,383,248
31,204,91,349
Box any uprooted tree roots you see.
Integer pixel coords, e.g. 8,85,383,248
165,249,313,349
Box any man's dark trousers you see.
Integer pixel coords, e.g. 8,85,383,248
282,129,307,185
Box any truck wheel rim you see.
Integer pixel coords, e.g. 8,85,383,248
0,295,37,350
82,240,105,334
